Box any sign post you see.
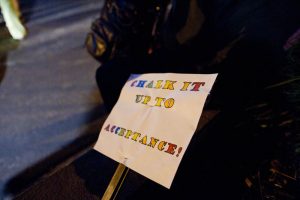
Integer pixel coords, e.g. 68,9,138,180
102,164,128,200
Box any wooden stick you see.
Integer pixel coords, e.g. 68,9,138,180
102,163,129,200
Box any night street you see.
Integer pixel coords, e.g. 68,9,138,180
1,0,299,199
0,0,105,198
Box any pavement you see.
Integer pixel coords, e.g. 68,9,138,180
0,0,105,198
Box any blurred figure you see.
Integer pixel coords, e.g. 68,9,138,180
0,0,26,40
87,0,300,199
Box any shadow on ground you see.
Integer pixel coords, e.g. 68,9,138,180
4,103,107,198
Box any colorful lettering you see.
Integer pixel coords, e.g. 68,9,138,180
191,82,205,91
158,141,167,151
124,130,133,139
180,81,192,91
148,137,159,148
131,80,137,87
139,135,148,145
104,124,110,132
136,80,147,88
154,80,163,89
135,95,143,103
146,81,154,88
164,98,175,108
131,132,141,141
104,124,183,157
155,97,165,107
118,128,126,136
142,96,151,104
111,125,116,133
115,127,120,134
162,80,177,90
165,143,177,155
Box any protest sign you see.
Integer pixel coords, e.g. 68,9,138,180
94,73,217,188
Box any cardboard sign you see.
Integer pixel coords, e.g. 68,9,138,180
94,73,217,188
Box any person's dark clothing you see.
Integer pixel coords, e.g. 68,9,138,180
90,0,300,199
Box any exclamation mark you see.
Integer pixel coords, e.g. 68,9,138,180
176,147,182,157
